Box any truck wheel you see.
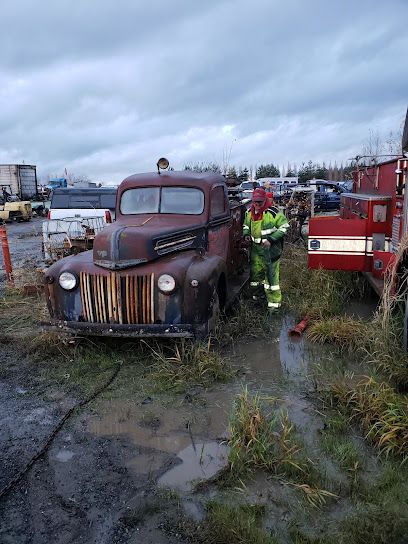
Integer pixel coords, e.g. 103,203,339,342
194,287,220,341
207,287,220,335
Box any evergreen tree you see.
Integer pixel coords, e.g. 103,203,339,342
237,167,249,182
184,162,221,173
298,161,328,183
255,163,280,179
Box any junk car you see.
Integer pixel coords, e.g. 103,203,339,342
44,164,249,339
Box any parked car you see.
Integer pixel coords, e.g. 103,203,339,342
44,167,249,340
308,181,346,211
48,187,117,223
238,181,256,200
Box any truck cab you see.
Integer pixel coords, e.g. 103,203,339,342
44,169,249,339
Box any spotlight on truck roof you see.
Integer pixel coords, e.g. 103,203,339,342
157,157,169,174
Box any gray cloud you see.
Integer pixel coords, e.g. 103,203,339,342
0,0,407,182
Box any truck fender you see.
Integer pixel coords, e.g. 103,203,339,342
183,255,226,325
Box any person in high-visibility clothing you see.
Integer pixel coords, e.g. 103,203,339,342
243,187,289,311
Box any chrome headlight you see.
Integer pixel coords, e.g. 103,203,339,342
158,274,176,293
59,272,78,291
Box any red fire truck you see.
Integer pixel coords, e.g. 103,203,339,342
308,110,408,345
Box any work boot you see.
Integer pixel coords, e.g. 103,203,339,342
267,302,281,314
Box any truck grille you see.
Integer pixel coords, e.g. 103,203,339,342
80,272,155,324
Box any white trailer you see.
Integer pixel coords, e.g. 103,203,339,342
0,164,38,200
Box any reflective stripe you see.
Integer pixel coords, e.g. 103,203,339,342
264,284,280,291
268,302,281,308
261,228,276,235
251,237,262,243
278,224,290,232
250,282,260,287
243,225,250,231
308,237,366,253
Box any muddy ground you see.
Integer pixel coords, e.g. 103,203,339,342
0,296,389,544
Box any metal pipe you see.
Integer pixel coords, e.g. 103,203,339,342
0,224,14,287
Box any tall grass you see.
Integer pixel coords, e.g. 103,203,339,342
180,502,278,544
280,245,365,320
325,376,408,459
147,339,232,393
0,290,47,337
306,316,369,354
227,387,336,507
216,299,274,341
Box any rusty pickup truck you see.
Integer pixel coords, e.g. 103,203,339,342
44,167,249,339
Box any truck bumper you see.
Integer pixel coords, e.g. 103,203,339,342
42,320,194,338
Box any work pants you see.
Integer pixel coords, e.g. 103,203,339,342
249,248,281,309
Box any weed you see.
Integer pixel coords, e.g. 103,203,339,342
320,431,362,478
147,339,232,393
182,501,278,544
227,387,334,506
336,459,408,544
216,299,274,340
280,245,363,320
288,528,329,544
306,317,369,354
36,341,129,396
326,376,408,460
0,291,47,336
286,482,337,508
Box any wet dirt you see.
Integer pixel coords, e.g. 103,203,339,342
0,303,379,543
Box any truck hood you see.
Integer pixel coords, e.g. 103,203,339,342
93,215,207,270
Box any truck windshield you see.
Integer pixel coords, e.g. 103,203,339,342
120,187,204,215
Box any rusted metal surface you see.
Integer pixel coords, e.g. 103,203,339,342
45,171,249,338
79,271,155,325
42,320,194,338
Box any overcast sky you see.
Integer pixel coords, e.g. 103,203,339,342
0,0,407,183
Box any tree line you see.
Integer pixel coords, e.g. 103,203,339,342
184,161,354,183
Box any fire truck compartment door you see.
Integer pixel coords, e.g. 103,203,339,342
308,216,370,271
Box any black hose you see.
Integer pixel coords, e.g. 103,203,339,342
0,361,122,502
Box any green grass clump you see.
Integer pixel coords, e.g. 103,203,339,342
229,387,305,476
327,376,408,459
37,341,126,395
185,501,277,544
148,339,232,393
0,291,47,337
280,246,364,320
307,317,369,354
336,460,408,544
320,430,362,477
217,299,274,340
228,387,336,507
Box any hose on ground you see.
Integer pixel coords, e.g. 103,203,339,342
0,361,122,502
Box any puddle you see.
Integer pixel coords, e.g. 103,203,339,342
157,441,229,492
126,453,166,475
230,315,311,383
54,449,75,462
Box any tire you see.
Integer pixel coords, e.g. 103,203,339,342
194,287,220,341
207,287,220,335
